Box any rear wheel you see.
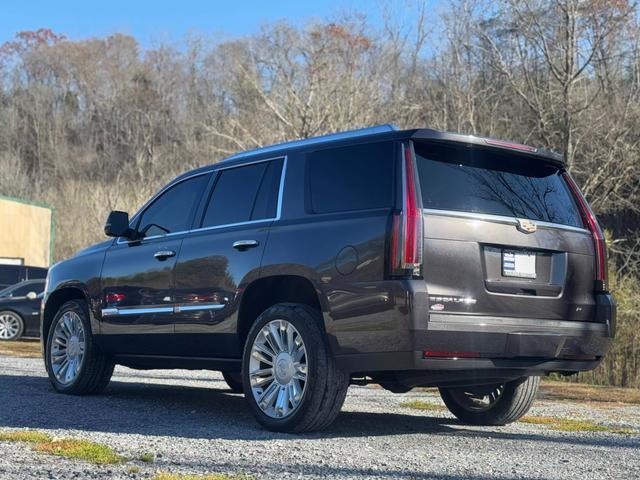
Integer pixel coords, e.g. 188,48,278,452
0,311,24,341
242,303,349,433
439,376,540,425
222,371,243,393
44,300,114,395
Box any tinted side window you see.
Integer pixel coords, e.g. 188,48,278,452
201,159,283,228
0,266,20,288
307,142,395,214
137,174,208,237
251,158,284,220
414,142,583,228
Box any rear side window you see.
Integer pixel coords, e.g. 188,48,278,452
307,142,395,214
201,158,283,228
414,142,583,228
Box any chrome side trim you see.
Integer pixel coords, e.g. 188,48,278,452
174,304,225,313
223,124,398,162
101,306,174,317
102,304,225,317
117,156,288,244
422,208,589,234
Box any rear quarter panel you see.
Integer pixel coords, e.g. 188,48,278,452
261,152,412,356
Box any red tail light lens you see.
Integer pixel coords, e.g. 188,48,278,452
389,144,423,277
563,172,608,292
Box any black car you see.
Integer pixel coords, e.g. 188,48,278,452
0,279,46,340
0,264,47,290
41,125,615,432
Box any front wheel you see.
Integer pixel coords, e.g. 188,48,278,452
44,300,114,395
439,376,540,425
242,303,349,433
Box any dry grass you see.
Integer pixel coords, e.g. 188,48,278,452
540,380,640,405
0,340,41,358
0,430,52,443
35,439,125,464
520,416,637,435
138,452,154,462
153,472,252,480
400,400,446,411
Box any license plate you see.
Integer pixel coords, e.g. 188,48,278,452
502,250,536,279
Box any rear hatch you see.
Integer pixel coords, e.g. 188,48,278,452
412,140,600,322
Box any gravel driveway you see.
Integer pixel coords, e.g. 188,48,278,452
0,354,638,479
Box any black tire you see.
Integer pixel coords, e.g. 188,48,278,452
222,371,244,393
439,376,540,425
242,303,349,433
0,310,24,341
44,300,114,395
379,382,413,394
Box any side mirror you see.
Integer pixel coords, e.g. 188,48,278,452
26,291,37,300
104,211,132,238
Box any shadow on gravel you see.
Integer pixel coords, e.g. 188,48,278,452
0,374,637,449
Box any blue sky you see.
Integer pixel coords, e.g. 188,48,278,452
0,0,421,46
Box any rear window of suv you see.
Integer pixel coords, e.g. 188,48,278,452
414,142,584,228
307,141,395,214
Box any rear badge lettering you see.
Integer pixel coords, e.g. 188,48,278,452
430,303,445,311
429,296,477,306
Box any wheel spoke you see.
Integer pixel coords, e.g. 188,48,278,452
286,323,295,354
275,386,289,417
259,381,279,410
293,341,306,362
268,322,285,353
253,342,275,362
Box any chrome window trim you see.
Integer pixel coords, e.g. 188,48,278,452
422,208,589,234
116,156,287,245
101,304,225,317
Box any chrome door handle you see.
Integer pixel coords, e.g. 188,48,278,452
233,240,259,251
154,250,176,261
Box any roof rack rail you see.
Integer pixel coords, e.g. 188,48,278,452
224,124,399,161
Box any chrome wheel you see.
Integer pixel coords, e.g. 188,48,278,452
49,310,86,385
0,312,21,340
449,384,505,412
249,319,308,419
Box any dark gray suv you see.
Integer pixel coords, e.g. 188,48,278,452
41,124,615,432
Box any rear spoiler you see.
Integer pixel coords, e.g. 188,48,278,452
410,129,565,168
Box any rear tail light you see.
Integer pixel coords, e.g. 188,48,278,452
389,144,423,277
563,172,608,292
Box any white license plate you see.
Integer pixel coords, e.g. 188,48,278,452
502,251,536,279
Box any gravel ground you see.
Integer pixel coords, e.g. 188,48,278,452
0,354,638,480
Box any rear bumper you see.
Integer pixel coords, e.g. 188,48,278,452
335,292,615,386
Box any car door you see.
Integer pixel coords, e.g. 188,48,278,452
171,157,285,357
99,172,210,355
